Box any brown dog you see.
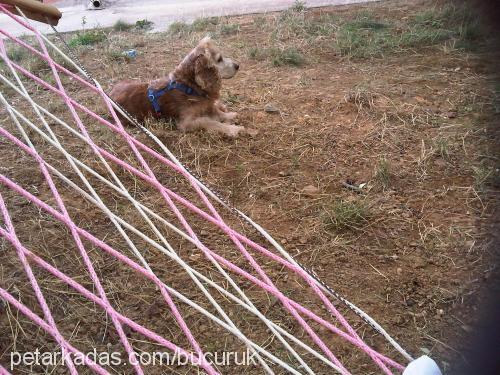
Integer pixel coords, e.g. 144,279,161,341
109,36,246,137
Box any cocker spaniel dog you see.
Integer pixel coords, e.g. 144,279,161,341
109,36,246,137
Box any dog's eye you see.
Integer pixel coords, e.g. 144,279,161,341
217,56,223,63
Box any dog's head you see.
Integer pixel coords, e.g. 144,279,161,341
174,36,239,97
196,36,239,79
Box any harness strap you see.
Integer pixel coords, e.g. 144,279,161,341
147,80,202,115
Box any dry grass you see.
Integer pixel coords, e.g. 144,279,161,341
0,0,499,374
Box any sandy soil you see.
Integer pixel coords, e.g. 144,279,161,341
0,0,499,374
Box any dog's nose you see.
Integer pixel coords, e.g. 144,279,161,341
234,63,240,70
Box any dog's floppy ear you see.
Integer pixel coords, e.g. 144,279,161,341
194,52,221,96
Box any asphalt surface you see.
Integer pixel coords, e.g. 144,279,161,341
1,0,376,36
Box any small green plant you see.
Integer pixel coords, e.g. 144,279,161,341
271,47,305,66
253,16,267,28
323,199,370,231
224,93,241,105
344,86,375,111
248,47,260,59
135,19,154,30
375,158,391,188
291,0,306,13
192,17,219,31
113,19,134,32
81,16,87,31
6,45,28,62
434,138,451,160
218,23,240,35
68,30,106,47
106,50,134,62
168,21,190,35
473,164,493,191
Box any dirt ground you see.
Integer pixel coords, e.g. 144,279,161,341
0,0,499,374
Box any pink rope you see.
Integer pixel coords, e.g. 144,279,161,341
0,226,216,374
0,57,403,372
0,287,110,375
0,37,143,375
0,193,78,375
0,157,401,371
0,55,378,367
0,364,12,375
0,5,405,373
94,83,351,373
28,23,211,372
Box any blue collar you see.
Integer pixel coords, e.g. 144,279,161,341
147,80,203,114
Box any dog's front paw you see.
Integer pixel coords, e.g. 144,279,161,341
224,125,245,138
215,100,228,112
222,112,238,122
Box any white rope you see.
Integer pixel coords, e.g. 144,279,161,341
0,56,274,374
0,96,344,374
14,7,410,361
3,9,413,367
0,67,321,374
99,58,413,364
0,72,345,373
33,15,411,361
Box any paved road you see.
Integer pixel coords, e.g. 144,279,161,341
1,0,376,36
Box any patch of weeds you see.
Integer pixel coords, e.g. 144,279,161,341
291,0,306,13
68,30,106,47
277,5,338,39
192,17,219,32
455,19,483,50
53,53,79,73
434,138,451,160
144,117,176,132
106,50,133,63
335,15,392,58
344,86,375,111
374,158,391,188
224,93,241,105
493,83,500,114
298,74,311,86
398,29,450,48
135,19,154,31
413,10,444,28
473,163,493,192
253,16,267,28
335,3,485,58
0,80,16,97
249,46,305,67
271,47,305,66
113,19,134,32
323,199,370,231
248,47,265,60
411,4,485,50
168,21,190,35
6,45,28,62
218,23,240,35
27,56,49,75
347,17,388,31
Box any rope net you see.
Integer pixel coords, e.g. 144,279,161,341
0,5,408,374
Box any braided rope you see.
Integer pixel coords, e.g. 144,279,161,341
0,4,410,374
47,22,412,362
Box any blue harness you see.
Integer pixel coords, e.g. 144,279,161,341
147,80,203,115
